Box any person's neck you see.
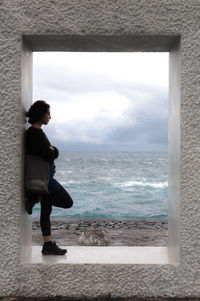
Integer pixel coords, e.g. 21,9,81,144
32,122,42,129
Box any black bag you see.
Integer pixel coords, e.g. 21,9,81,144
25,153,50,194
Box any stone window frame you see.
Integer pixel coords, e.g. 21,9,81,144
21,34,180,265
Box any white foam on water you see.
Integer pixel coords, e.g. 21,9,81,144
115,180,168,189
60,180,80,185
57,170,73,174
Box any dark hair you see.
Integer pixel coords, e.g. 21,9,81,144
25,100,50,124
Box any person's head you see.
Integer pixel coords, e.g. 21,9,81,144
25,100,51,125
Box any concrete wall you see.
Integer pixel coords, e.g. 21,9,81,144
0,0,199,298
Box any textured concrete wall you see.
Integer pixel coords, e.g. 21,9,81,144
0,0,200,298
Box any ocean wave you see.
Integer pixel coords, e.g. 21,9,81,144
115,180,168,189
60,180,80,185
57,170,73,174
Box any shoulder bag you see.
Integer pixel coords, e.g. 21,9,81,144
24,153,50,194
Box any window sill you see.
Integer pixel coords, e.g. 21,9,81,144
22,246,178,265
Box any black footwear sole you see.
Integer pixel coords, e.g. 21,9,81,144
41,250,67,255
41,241,67,255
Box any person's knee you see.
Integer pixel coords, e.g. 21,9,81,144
65,199,73,208
63,197,73,209
59,188,73,208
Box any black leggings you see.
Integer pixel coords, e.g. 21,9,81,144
40,186,73,236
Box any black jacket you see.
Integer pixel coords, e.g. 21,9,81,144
25,126,59,162
24,126,59,194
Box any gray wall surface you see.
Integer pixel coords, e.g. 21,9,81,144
0,0,200,298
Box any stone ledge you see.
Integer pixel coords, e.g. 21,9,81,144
23,246,171,265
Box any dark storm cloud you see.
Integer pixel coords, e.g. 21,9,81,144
33,52,168,152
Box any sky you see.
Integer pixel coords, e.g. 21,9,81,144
33,51,168,152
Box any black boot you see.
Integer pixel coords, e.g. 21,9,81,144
41,241,67,255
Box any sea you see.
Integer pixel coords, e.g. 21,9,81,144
32,151,168,219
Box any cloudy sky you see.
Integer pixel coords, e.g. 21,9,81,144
33,51,168,152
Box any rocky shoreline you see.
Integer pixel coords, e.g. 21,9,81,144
32,218,168,246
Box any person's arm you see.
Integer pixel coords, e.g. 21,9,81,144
53,145,59,159
49,144,59,159
30,130,56,162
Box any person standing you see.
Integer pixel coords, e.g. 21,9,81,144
25,100,73,255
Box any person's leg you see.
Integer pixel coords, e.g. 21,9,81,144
40,192,68,255
40,195,52,242
39,187,73,244
47,186,73,209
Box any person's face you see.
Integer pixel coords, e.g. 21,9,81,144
41,108,51,125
